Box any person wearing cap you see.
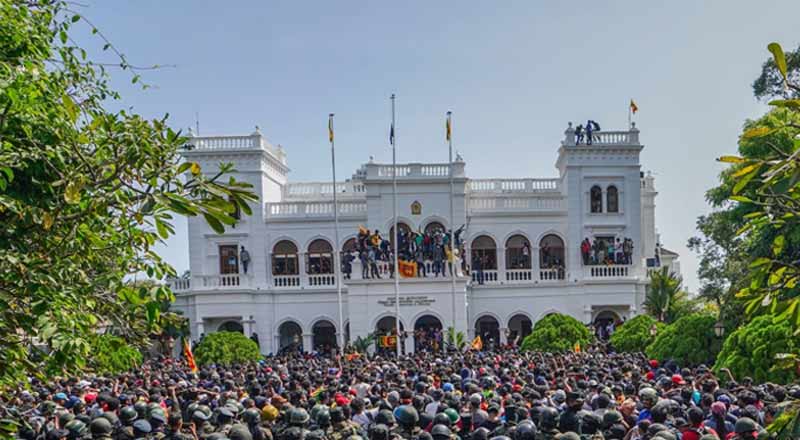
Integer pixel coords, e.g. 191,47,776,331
681,407,717,440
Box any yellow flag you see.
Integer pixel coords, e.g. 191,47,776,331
574,342,581,353
630,99,638,114
328,115,334,142
446,115,452,141
470,335,483,351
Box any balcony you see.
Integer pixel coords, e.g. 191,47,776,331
562,124,640,147
283,181,366,201
505,269,532,283
264,201,367,221
539,268,565,281
185,128,287,165
468,196,564,213
364,161,466,180
468,178,561,194
586,265,631,279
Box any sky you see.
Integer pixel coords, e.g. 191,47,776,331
73,0,800,292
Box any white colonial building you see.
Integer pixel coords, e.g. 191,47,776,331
170,122,679,354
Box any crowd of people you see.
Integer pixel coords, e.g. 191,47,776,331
580,238,634,266
3,344,792,440
343,225,466,280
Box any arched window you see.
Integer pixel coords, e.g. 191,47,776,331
272,240,298,275
505,235,531,269
342,238,357,254
607,185,619,213
424,222,445,236
471,235,497,270
388,223,412,242
307,239,333,274
590,185,603,213
539,234,565,269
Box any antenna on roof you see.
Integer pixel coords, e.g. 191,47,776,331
195,112,200,136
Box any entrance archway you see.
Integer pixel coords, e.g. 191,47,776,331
474,315,500,349
594,310,621,341
312,320,337,353
218,321,244,333
413,315,443,352
278,321,303,353
375,316,405,354
507,314,532,346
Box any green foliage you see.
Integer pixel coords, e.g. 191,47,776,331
713,315,798,384
194,332,261,366
644,267,693,323
609,315,663,353
0,1,257,388
753,43,800,100
722,43,800,338
520,313,593,353
352,333,376,353
88,334,143,375
446,327,466,351
645,313,721,365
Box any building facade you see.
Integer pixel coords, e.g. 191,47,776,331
170,122,678,354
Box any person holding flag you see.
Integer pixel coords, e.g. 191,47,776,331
183,338,198,373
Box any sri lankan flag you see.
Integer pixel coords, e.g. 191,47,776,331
630,99,638,114
470,335,483,351
399,260,417,278
446,113,452,142
183,339,198,373
328,114,334,142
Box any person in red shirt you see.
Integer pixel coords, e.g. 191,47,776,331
681,407,718,440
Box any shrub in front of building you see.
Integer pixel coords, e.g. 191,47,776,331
610,315,663,353
645,313,720,366
195,331,261,366
520,313,593,352
89,334,143,374
713,315,798,384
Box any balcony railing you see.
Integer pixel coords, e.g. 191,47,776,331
265,201,367,220
199,274,248,288
587,265,630,278
563,124,640,147
539,268,565,281
468,197,564,212
274,275,301,288
283,181,366,200
169,278,190,292
308,274,336,286
506,269,532,283
471,270,499,285
365,162,466,180
468,178,561,193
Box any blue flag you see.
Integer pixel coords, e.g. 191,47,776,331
389,123,395,146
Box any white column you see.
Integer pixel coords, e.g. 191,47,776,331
497,247,507,281
302,333,312,353
299,252,308,287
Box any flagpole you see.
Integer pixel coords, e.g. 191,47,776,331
447,111,457,347
628,98,632,129
329,114,345,352
391,94,401,358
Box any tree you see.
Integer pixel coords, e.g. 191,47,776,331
87,334,143,375
445,327,466,351
645,313,721,366
609,315,663,353
753,44,800,100
194,332,261,366
351,333,376,354
644,267,693,323
520,313,593,353
713,315,798,384
0,1,257,388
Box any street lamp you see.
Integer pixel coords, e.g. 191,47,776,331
714,320,725,338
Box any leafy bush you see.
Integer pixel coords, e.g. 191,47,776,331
89,334,143,374
645,313,721,366
194,332,261,366
713,315,798,384
521,313,593,352
610,315,663,353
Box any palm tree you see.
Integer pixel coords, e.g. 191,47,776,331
446,327,466,351
645,266,686,322
352,332,376,353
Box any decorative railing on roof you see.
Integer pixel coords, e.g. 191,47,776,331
468,178,561,194
283,181,366,200
265,201,367,220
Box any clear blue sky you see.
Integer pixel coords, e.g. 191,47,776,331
75,0,800,292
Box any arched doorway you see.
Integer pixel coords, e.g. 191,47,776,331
312,320,337,353
594,311,621,341
424,222,445,236
307,239,334,274
474,315,500,349
272,240,299,275
218,321,244,333
505,234,531,270
507,314,532,347
278,321,303,353
413,315,443,352
471,235,497,284
539,234,565,279
375,316,405,354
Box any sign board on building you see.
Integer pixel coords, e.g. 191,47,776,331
378,296,436,307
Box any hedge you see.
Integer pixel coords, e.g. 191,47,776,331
645,313,720,366
194,331,261,366
610,315,664,353
713,315,798,384
520,313,593,352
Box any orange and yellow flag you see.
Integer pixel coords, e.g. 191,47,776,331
446,114,452,142
573,342,581,353
183,339,198,373
630,99,638,114
328,114,334,142
470,335,483,351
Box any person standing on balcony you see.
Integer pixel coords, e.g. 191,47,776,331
240,246,250,274
575,124,584,144
360,250,369,279
432,244,444,277
415,248,426,277
522,240,530,268
581,238,591,265
615,238,624,264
